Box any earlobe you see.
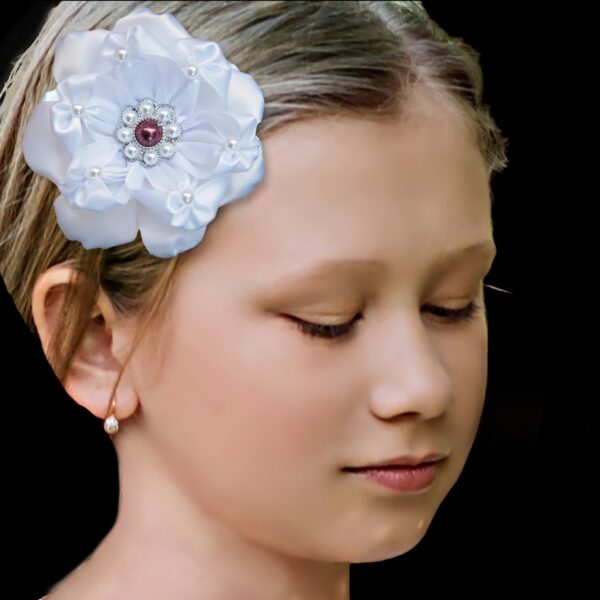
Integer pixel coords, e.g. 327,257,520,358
31,263,140,423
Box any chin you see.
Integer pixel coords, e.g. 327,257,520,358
339,523,431,564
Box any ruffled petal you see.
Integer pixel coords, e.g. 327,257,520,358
171,38,233,103
219,142,265,208
152,54,191,105
84,72,136,140
53,30,111,82
51,73,96,154
171,38,229,72
227,70,264,122
54,194,139,250
135,174,224,229
59,141,129,211
137,202,207,258
138,157,180,191
22,100,72,185
112,6,193,47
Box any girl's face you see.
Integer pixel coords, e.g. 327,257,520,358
130,88,496,563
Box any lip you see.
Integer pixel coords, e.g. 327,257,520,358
345,462,440,492
344,452,448,469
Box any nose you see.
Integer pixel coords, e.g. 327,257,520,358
366,311,454,421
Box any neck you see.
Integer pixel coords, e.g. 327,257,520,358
45,426,350,600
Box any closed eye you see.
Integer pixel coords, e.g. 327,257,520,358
287,300,482,343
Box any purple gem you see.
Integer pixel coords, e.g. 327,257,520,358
134,119,163,147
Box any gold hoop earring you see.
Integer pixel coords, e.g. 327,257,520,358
103,394,119,435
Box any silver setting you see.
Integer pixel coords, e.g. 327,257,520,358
114,97,183,168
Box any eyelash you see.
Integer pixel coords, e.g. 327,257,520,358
290,301,482,342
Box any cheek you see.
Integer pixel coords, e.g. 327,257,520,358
141,299,339,495
134,300,358,559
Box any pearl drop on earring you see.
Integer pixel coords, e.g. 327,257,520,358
103,395,119,435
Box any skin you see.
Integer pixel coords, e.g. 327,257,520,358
32,86,496,600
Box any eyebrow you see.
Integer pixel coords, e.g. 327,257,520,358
278,240,497,284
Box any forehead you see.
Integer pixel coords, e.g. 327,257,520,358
188,89,492,279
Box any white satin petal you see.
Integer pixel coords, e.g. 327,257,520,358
51,74,96,154
136,175,224,229
159,64,201,121
151,54,193,106
112,7,193,47
54,194,139,250
185,110,240,141
120,57,162,103
93,70,136,109
227,70,264,122
171,38,229,71
59,142,129,210
125,162,147,190
85,73,136,140
139,158,180,191
168,151,202,179
137,202,208,258
22,101,72,185
191,74,229,113
219,142,265,208
53,30,111,82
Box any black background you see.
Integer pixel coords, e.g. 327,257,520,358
2,2,594,598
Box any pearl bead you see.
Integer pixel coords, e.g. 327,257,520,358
122,108,137,126
115,48,128,61
157,106,172,122
71,103,84,116
124,144,139,159
159,143,175,158
165,124,181,139
139,100,155,118
186,65,198,78
88,166,102,178
116,127,133,143
143,150,159,166
182,191,193,204
226,139,238,151
104,415,119,434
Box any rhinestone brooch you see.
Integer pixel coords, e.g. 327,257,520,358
114,97,183,168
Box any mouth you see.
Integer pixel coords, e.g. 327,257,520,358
342,460,445,493
343,460,440,472
342,452,449,471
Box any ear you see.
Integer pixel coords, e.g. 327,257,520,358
31,263,139,422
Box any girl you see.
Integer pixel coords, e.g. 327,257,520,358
0,2,508,598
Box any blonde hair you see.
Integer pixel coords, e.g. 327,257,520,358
0,0,509,417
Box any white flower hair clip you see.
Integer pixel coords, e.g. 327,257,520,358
22,6,265,258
